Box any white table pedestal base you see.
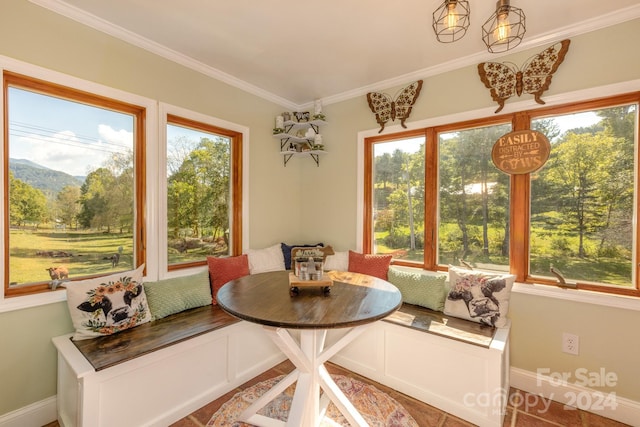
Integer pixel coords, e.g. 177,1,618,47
239,325,370,427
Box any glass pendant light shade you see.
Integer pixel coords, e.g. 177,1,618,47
433,0,471,43
481,0,526,53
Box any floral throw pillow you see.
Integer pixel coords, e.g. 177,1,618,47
444,266,515,328
65,265,151,340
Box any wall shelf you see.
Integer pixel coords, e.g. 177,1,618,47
279,150,327,166
274,118,326,166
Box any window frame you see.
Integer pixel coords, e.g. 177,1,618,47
0,59,249,309
2,71,147,297
363,93,640,297
163,113,244,272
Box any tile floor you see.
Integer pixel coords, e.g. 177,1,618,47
44,360,630,427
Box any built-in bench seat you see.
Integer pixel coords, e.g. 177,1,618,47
70,305,240,371
54,290,509,427
328,302,510,427
52,304,285,427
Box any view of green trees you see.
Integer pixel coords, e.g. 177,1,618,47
167,135,231,264
373,105,636,287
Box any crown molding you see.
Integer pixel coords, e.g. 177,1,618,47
28,1,640,111
28,0,300,111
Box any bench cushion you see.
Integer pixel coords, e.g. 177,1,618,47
144,270,212,319
71,305,240,371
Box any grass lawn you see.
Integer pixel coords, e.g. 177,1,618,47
374,226,632,287
9,228,133,285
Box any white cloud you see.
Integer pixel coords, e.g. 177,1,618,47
98,124,133,147
11,125,133,177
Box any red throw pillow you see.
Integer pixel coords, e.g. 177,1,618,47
207,255,250,304
347,251,392,280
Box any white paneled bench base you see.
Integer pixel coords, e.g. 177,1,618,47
328,303,511,427
52,305,285,427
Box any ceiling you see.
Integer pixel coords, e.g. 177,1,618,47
30,0,640,109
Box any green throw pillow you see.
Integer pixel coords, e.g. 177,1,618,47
387,267,448,311
144,270,212,320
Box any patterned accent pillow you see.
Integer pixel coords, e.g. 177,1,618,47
247,244,285,274
444,266,515,328
281,242,323,270
65,265,151,341
387,267,448,311
347,251,392,280
324,251,349,271
144,270,212,319
207,254,250,304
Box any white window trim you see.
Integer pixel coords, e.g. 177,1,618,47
157,102,250,280
357,78,640,311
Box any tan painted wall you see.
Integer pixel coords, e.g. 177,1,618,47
0,0,300,415
0,0,639,418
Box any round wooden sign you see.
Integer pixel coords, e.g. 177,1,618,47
491,130,551,175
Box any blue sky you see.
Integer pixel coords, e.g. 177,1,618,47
9,85,601,176
8,87,133,176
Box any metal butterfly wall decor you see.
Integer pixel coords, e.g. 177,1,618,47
478,39,571,113
367,80,423,133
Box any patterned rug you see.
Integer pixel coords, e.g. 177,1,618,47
207,374,418,426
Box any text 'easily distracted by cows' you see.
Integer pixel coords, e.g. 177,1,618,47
491,130,551,175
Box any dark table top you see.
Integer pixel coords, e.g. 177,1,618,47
216,270,402,329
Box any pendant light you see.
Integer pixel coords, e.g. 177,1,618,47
432,0,471,43
481,0,526,53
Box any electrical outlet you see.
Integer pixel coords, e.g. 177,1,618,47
562,332,579,355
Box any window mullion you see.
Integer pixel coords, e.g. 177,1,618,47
424,127,438,270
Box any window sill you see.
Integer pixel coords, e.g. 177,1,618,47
513,282,640,311
0,289,67,314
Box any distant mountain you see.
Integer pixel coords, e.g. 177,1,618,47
9,158,83,197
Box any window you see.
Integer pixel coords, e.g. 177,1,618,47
438,123,511,271
368,131,425,262
529,104,637,289
165,114,243,270
364,94,640,297
4,72,145,297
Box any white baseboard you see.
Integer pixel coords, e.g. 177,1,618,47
510,367,640,426
0,396,57,427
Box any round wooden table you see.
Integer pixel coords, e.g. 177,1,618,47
217,270,402,427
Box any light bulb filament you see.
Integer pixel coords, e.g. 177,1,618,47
446,3,458,29
495,12,510,41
